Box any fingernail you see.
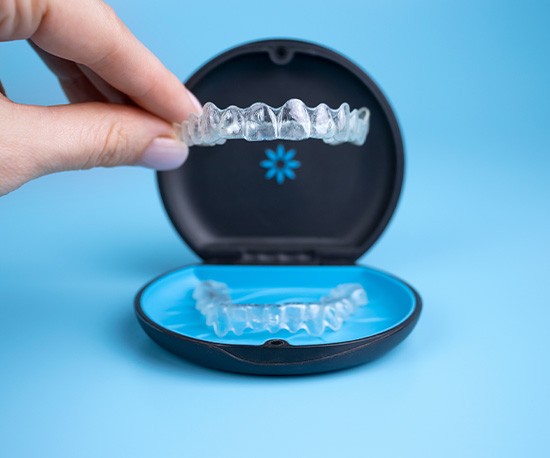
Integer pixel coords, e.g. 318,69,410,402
139,137,189,171
187,90,203,115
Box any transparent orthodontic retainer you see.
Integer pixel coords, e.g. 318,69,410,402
135,39,422,375
193,280,368,337
179,99,370,147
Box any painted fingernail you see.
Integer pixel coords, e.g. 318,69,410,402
187,90,203,115
139,137,189,170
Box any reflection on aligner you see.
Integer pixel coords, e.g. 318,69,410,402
193,281,368,337
180,99,370,147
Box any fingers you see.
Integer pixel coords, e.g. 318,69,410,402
1,0,199,196
28,41,107,103
29,40,130,104
77,64,133,105
30,0,202,122
0,100,188,196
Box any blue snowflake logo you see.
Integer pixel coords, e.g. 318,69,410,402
260,144,301,185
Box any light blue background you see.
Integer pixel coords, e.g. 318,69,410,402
1,0,549,456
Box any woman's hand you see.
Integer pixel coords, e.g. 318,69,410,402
0,0,201,195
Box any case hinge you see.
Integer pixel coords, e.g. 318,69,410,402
239,251,319,265
205,250,353,265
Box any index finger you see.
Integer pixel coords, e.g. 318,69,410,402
30,0,201,122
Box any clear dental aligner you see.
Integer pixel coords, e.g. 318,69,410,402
193,281,368,337
179,99,370,147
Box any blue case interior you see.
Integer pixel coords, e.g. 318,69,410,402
139,265,417,346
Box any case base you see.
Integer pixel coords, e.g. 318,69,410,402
135,265,421,375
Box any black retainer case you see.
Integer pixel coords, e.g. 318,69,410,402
135,39,422,375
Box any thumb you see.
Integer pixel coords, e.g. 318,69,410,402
0,100,188,194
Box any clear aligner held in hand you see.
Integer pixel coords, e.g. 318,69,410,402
180,99,370,147
193,281,368,337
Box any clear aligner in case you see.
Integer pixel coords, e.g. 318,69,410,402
193,281,368,337
180,99,370,147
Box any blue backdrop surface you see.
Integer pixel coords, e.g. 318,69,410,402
1,1,549,456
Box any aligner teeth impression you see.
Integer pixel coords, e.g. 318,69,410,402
193,281,368,337
180,99,370,147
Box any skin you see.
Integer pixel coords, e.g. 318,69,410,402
0,0,201,196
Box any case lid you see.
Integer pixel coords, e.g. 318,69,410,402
158,39,404,265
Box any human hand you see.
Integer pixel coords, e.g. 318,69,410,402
0,0,201,196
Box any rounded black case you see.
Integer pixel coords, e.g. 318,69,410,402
135,39,422,375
